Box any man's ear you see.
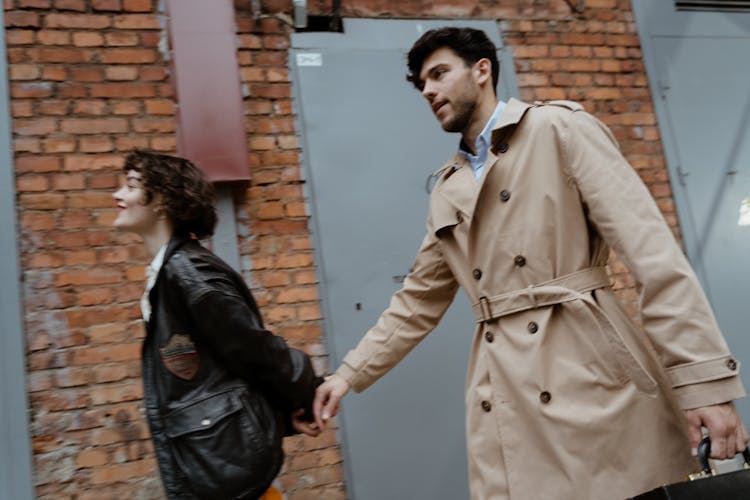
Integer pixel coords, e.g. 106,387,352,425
474,58,492,87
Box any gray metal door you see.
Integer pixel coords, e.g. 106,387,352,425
634,2,750,421
290,19,518,499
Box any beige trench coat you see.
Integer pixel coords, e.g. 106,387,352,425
336,99,746,499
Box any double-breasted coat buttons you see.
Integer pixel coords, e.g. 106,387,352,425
514,255,527,267
481,400,492,412
485,331,495,343
499,190,511,202
540,391,551,404
473,268,482,280
727,359,738,371
496,142,509,154
527,322,539,334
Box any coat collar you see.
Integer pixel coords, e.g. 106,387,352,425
490,97,533,144
433,98,533,224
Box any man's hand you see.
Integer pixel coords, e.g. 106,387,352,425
684,402,749,459
291,408,321,437
313,374,351,429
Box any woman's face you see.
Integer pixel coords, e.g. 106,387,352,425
112,170,161,235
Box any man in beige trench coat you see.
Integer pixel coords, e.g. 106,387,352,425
313,27,749,499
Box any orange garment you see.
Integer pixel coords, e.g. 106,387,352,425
259,486,283,500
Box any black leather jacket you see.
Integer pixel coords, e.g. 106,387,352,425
142,236,322,499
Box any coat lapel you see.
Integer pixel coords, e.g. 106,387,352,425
431,99,535,233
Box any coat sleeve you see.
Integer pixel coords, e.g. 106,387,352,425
336,229,459,393
169,255,322,420
561,109,745,409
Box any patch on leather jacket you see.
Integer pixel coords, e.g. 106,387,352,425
159,334,200,380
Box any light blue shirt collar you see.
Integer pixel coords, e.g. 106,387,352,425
459,100,506,181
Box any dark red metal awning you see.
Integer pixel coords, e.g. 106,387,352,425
165,0,250,182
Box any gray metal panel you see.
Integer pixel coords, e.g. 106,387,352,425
291,19,518,499
0,11,35,500
212,186,241,271
634,0,750,422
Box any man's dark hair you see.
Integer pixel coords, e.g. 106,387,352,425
123,150,217,239
406,27,499,93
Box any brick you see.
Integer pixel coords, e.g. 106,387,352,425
80,136,114,153
105,32,138,46
22,213,57,231
46,13,110,29
276,286,318,304
30,47,90,63
99,48,156,64
285,201,307,217
89,382,142,405
69,337,140,365
70,66,104,82
90,83,156,98
132,117,174,133
105,65,138,81
12,101,34,118
250,83,291,99
63,249,97,265
10,64,41,80
52,173,87,190
149,136,176,151
74,100,107,115
6,11,40,28
144,99,173,115
92,363,130,382
16,155,62,173
67,191,117,208
38,100,69,116
54,0,87,10
61,118,128,134
111,100,141,115
250,136,275,150
7,29,36,45
55,366,92,387
72,32,105,47
76,449,109,468
123,0,151,11
43,66,68,81
36,30,70,46
116,136,148,150
92,0,122,11
43,137,77,153
90,458,155,484
17,174,50,192
112,14,160,30
14,137,42,153
139,66,166,81
11,82,54,98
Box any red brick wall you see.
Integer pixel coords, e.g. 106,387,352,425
8,0,671,497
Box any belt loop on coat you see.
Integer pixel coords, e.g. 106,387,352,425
525,286,538,309
478,296,492,323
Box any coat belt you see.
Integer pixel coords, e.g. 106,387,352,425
472,266,611,323
472,266,658,392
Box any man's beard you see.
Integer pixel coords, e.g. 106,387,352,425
441,94,478,133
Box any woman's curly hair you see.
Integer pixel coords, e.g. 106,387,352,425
123,150,217,239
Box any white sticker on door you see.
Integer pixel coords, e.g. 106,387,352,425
739,197,750,226
296,53,322,67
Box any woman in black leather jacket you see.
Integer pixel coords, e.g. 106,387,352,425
112,151,322,499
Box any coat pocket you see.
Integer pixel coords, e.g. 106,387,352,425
164,387,283,499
